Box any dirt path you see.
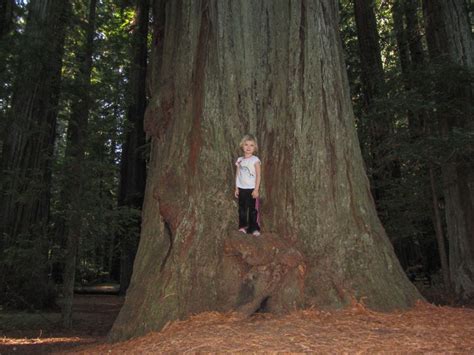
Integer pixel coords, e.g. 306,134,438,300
0,295,123,354
2,296,474,353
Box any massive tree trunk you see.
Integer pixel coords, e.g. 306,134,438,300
423,0,474,300
110,0,420,341
0,0,69,308
61,0,97,327
117,0,149,295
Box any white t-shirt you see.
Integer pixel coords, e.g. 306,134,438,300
235,155,261,189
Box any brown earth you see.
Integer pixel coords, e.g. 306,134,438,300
1,295,474,353
0,295,123,354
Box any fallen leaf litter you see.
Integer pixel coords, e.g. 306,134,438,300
69,301,474,353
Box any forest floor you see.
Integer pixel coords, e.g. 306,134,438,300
1,291,474,354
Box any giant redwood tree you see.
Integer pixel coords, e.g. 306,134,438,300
110,0,420,341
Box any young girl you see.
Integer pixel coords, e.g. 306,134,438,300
235,134,261,236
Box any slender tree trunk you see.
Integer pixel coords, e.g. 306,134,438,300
404,0,426,134
353,0,385,107
109,0,421,341
392,0,410,76
423,0,474,299
117,0,149,294
0,0,69,308
0,0,14,38
353,0,393,211
429,165,451,287
404,0,424,69
61,0,97,327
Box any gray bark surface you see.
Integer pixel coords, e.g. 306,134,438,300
110,0,420,341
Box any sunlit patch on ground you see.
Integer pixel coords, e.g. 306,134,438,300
0,336,98,354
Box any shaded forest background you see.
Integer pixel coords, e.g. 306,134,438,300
0,0,472,323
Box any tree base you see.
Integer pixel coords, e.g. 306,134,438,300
219,231,306,316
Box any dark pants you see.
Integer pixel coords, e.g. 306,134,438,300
238,188,260,233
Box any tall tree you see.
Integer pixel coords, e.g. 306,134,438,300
354,0,385,109
0,0,14,38
61,0,97,327
0,0,69,308
392,0,410,76
110,0,420,341
353,0,394,210
392,0,450,289
423,0,474,300
117,0,149,294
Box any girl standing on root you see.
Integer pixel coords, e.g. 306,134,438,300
235,134,261,236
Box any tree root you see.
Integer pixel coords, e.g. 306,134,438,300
222,231,306,316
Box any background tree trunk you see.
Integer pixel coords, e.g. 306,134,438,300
354,0,385,109
392,0,410,77
353,0,393,211
423,0,474,300
110,0,420,341
429,165,451,288
117,0,149,295
0,0,14,38
0,0,69,308
392,0,451,285
61,0,97,327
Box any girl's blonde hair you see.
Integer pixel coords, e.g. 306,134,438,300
239,134,258,153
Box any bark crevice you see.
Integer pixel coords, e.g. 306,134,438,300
160,221,173,272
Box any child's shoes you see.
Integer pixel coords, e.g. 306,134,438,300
238,228,247,233
252,230,261,237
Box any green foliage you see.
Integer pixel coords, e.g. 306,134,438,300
49,0,138,288
339,0,473,274
0,0,141,310
2,239,57,309
0,2,27,152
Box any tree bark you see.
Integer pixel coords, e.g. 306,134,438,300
0,0,69,308
429,165,451,288
392,0,410,76
61,0,97,327
404,0,424,69
423,0,474,300
353,0,385,110
110,0,421,341
353,0,394,210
